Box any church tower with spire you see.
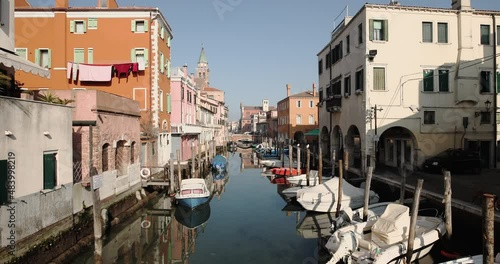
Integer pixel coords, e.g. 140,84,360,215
195,45,210,90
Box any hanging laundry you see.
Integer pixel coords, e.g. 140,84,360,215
72,63,79,81
67,62,73,79
137,60,145,71
79,64,113,82
114,63,132,77
131,62,139,74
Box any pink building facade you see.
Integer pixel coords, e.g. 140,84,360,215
170,65,201,161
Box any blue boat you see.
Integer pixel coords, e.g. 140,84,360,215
174,178,210,209
211,155,227,172
175,201,211,229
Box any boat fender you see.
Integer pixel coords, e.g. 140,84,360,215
140,168,151,179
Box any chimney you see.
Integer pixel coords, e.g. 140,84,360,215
312,82,317,97
389,0,400,6
183,64,188,78
452,0,471,10
55,0,68,8
286,84,291,97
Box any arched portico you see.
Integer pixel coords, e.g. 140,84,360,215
377,126,418,171
320,126,331,162
332,125,343,161
345,125,361,169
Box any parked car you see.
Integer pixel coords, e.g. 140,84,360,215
422,148,481,174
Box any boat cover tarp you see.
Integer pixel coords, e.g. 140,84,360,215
211,155,227,167
371,203,410,245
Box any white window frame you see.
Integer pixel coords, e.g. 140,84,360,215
372,66,386,91
75,20,86,34
159,90,164,112
308,114,314,125
15,48,28,60
297,100,301,108
309,100,313,108
296,114,302,125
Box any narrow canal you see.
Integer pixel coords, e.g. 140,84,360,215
72,151,490,264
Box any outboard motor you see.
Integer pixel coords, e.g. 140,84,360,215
331,207,354,231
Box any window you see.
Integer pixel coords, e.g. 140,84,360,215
132,20,148,33
35,49,51,68
160,52,164,73
73,48,85,63
296,115,302,124
131,48,148,68
498,26,500,45
369,19,388,41
167,93,172,113
481,112,491,124
344,75,351,96
318,59,323,75
160,90,164,112
358,23,363,44
423,111,435,124
70,20,86,34
15,48,27,60
480,71,491,93
167,36,171,47
422,22,433,43
43,152,57,190
102,143,110,171
115,140,127,176
309,115,314,125
481,25,490,45
438,23,448,43
88,48,93,64
373,67,386,91
88,18,98,29
297,100,301,108
423,69,434,92
160,27,165,39
319,88,323,101
309,100,313,108
355,69,364,92
181,86,185,100
438,69,449,92
346,35,350,54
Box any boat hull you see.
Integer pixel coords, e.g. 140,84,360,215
177,197,209,209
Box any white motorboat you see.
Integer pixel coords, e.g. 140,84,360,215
287,170,332,186
174,178,211,209
296,177,379,213
325,203,446,264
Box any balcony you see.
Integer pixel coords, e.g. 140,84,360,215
325,96,342,113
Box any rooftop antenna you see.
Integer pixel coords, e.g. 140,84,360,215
332,5,348,31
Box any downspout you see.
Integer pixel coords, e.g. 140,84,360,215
454,11,463,102
493,14,497,168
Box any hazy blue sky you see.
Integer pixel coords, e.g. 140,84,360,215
29,0,500,120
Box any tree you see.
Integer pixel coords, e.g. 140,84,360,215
0,72,23,98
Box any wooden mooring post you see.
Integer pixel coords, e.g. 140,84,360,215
336,160,344,218
191,141,195,177
198,141,202,177
297,144,301,172
399,168,407,204
177,150,181,187
289,144,293,173
306,145,310,186
443,171,452,240
363,166,373,221
483,193,496,264
406,178,424,264
169,153,175,193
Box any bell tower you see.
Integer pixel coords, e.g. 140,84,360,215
195,44,210,90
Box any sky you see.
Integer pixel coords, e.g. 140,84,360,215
29,0,500,121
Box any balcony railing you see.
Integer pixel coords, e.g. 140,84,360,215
325,96,342,113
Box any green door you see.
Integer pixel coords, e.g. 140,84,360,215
0,160,7,204
43,153,56,189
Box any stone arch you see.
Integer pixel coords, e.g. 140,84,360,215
320,126,331,161
332,125,343,161
377,126,418,171
345,125,361,169
115,140,128,176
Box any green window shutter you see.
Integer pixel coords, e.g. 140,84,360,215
131,20,136,32
74,48,84,63
497,72,500,93
88,48,94,64
167,94,171,113
161,27,165,39
70,20,75,33
47,49,52,68
83,20,87,33
35,49,40,66
167,60,171,78
383,20,388,41
369,19,374,41
144,48,149,67
15,48,27,60
0,160,7,204
88,18,97,29
144,20,149,32
131,48,136,62
43,153,56,190
167,36,171,47
160,53,164,73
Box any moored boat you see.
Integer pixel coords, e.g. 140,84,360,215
174,178,211,209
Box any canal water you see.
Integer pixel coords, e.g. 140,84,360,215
72,151,490,264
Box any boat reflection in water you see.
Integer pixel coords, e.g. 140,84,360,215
296,212,336,239
213,171,229,201
174,201,211,230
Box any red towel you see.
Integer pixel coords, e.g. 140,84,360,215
114,63,132,77
132,63,139,73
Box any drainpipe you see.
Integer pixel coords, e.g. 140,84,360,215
493,14,497,168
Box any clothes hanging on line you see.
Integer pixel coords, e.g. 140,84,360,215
67,62,73,79
79,64,113,82
114,63,132,77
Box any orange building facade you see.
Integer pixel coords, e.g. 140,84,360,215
277,83,319,144
14,0,173,167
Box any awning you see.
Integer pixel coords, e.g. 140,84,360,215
0,50,50,78
304,128,320,136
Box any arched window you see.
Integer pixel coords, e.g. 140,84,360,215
131,141,136,164
102,143,110,172
115,140,127,176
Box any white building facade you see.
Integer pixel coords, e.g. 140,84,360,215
318,0,500,174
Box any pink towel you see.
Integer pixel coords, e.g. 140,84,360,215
78,64,112,82
67,62,73,79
